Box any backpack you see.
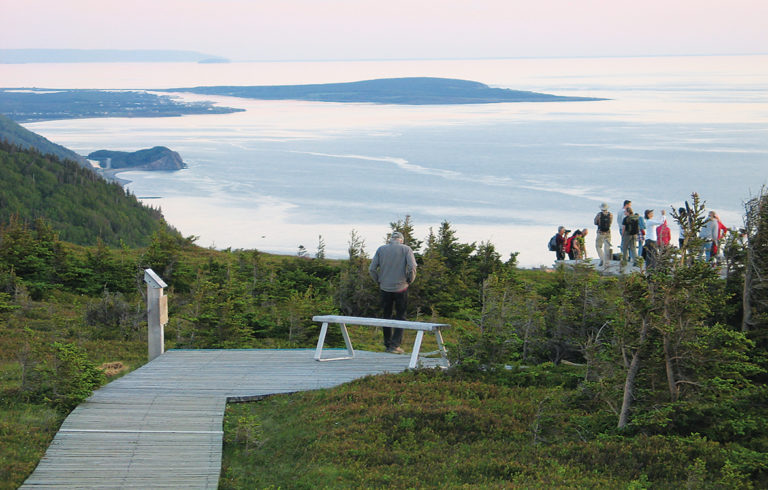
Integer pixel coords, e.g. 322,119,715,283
564,236,573,253
548,234,558,251
657,222,671,246
624,214,639,235
597,211,611,232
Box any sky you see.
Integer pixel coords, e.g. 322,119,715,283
2,0,768,61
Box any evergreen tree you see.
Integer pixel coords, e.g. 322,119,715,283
336,230,377,317
315,235,326,260
389,215,422,253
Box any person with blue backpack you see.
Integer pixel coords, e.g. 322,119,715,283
548,226,568,261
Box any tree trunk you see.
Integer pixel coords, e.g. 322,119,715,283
618,317,649,429
742,249,754,332
663,334,678,401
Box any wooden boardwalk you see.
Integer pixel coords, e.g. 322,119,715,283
22,349,440,488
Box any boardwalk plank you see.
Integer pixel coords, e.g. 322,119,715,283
22,348,430,488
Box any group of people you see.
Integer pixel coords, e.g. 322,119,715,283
550,226,590,261
367,203,730,355
551,200,729,268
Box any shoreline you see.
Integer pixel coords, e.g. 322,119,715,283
97,168,132,186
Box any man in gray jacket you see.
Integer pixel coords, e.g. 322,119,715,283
369,231,417,354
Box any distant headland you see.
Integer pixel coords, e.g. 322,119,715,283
0,89,244,123
89,146,187,171
161,77,607,105
89,146,187,184
0,49,230,64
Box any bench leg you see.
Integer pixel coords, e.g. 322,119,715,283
314,322,329,361
340,322,355,357
409,330,424,369
434,329,449,367
315,322,355,361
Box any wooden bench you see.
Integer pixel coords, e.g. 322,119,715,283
312,315,450,369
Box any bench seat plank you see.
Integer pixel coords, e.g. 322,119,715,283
312,315,449,332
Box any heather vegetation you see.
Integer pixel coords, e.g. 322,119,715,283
1,153,767,487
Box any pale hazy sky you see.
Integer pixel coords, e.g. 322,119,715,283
2,0,767,60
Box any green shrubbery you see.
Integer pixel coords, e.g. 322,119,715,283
2,190,768,487
221,370,765,488
24,341,106,411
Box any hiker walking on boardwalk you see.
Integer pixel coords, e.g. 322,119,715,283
369,231,417,354
594,202,613,266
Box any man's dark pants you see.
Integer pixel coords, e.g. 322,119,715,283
380,289,407,349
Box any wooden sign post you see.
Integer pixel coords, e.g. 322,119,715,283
144,268,168,361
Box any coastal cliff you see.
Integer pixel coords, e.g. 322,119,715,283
88,146,187,171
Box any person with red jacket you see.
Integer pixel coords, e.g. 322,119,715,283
566,229,583,260
711,212,728,257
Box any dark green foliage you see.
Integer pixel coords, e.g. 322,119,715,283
0,142,175,247
542,264,621,364
138,229,196,292
410,222,477,317
452,264,622,370
0,216,65,299
22,341,106,411
0,217,140,299
336,230,378,317
389,214,423,253
84,290,140,341
742,190,768,357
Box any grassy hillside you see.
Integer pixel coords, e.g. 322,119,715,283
0,141,175,247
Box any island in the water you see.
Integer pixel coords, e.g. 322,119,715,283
89,146,186,183
0,89,244,123
160,77,607,105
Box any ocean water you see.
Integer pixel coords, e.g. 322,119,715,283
7,56,768,266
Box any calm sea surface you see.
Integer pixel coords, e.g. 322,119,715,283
6,56,768,266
